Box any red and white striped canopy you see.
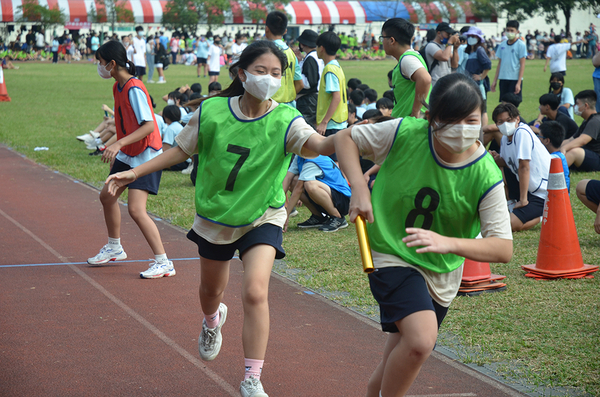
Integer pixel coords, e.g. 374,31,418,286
0,0,494,25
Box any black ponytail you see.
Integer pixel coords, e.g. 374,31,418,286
96,40,135,76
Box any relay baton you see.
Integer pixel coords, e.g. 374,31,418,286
355,215,374,273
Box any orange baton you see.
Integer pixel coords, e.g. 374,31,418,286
355,215,374,273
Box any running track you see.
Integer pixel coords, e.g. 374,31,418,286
0,145,526,396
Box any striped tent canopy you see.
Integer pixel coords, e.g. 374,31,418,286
0,0,496,25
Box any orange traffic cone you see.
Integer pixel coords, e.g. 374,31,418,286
522,158,598,279
0,68,11,102
458,259,507,296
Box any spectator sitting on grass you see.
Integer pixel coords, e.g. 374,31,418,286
283,155,351,232
561,90,600,172
161,105,192,172
347,77,361,95
208,81,222,96
376,97,394,117
350,89,367,119
364,88,378,110
530,93,578,139
538,120,570,191
576,179,600,233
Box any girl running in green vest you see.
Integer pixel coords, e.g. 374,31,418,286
334,73,513,397
105,40,333,397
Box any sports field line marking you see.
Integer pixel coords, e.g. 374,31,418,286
406,393,477,397
0,257,202,268
0,207,239,396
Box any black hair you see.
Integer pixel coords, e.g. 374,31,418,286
208,82,222,92
187,40,287,108
383,89,395,101
190,82,202,94
540,121,565,148
574,89,597,108
363,109,382,120
539,93,560,110
428,73,484,127
95,40,135,75
381,18,414,46
347,102,356,115
149,95,156,108
350,89,365,106
376,97,394,110
460,26,471,34
500,92,522,108
348,78,362,90
189,92,203,101
387,70,393,81
492,102,520,123
549,72,564,94
364,88,378,103
425,29,436,43
316,31,341,55
357,84,370,92
169,90,183,104
506,20,519,30
554,35,562,43
135,25,143,33
162,105,181,123
266,11,288,36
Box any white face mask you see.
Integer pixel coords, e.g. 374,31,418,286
433,123,481,153
467,37,479,46
498,120,517,136
97,62,113,79
506,32,517,40
574,104,583,116
167,99,175,106
242,70,281,101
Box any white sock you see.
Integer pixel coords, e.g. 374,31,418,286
379,392,383,397
94,138,103,146
155,253,168,263
108,237,121,247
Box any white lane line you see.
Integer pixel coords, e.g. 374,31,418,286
0,207,238,396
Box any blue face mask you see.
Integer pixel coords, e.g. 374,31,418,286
441,37,449,45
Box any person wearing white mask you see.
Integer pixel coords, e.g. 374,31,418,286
334,72,512,397
490,102,551,232
490,20,527,103
104,40,336,397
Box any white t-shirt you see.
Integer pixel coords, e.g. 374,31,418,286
425,41,452,87
546,43,570,73
125,44,134,63
207,44,222,73
36,32,45,47
400,50,426,79
350,119,512,307
231,42,247,64
499,123,552,200
132,36,146,67
175,96,318,244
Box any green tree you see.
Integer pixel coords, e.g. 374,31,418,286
89,0,134,34
17,0,65,32
162,0,200,34
241,0,291,31
470,0,600,35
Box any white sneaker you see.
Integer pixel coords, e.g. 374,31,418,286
240,376,268,397
181,162,194,175
86,142,98,150
77,133,95,143
290,208,299,218
89,131,100,139
147,80,155,84
88,244,127,265
140,260,176,279
198,303,227,361
157,79,166,84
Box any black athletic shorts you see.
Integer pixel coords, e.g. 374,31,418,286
368,266,449,333
585,179,600,205
511,192,545,224
187,222,285,261
109,158,161,195
305,186,350,217
572,148,600,172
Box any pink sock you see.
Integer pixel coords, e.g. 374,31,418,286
204,310,220,329
244,358,263,381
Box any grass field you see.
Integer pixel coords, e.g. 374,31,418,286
1,57,599,396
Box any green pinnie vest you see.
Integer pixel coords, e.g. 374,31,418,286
195,97,302,227
391,51,431,118
368,117,503,273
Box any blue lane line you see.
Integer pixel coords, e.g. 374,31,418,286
0,256,240,269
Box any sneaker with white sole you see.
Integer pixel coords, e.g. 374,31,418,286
240,376,268,397
140,260,176,279
297,214,329,228
198,303,227,361
87,244,127,265
181,162,194,175
319,216,348,232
